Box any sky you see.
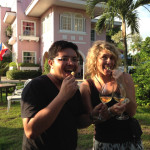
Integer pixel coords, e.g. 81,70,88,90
0,0,150,40
137,6,150,40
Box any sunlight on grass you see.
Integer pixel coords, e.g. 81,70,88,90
0,102,150,150
0,102,23,150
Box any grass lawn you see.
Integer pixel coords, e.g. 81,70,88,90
0,101,150,150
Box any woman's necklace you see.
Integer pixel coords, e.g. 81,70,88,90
95,75,103,92
95,75,114,92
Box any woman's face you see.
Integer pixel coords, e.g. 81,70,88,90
96,49,116,76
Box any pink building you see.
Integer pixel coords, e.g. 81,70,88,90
0,0,120,78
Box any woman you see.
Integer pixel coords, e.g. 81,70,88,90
80,40,143,150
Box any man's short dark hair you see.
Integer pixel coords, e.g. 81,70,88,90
48,40,79,59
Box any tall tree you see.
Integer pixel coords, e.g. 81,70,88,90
86,0,150,72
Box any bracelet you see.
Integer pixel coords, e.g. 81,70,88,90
108,107,115,117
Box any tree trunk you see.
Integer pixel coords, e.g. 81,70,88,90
122,19,128,73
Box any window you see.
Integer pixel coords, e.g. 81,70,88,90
74,14,84,32
60,13,85,32
91,29,95,41
23,52,36,63
22,21,35,36
60,13,72,31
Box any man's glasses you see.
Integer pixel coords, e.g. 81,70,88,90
54,57,79,63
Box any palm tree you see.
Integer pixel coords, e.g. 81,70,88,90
86,0,150,72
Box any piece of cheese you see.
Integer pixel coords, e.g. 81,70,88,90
71,71,75,76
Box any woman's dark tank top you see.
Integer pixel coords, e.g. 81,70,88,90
87,79,133,143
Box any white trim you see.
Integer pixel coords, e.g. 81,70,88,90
3,12,16,24
59,30,87,35
25,0,39,15
71,41,86,44
19,36,39,42
42,14,51,35
71,36,75,40
62,35,67,40
20,66,39,71
78,50,86,62
60,0,86,5
79,36,83,40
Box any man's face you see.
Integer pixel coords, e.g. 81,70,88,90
49,48,78,80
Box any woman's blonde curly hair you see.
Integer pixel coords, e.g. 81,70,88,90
85,40,120,78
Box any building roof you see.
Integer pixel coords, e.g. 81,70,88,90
25,0,103,17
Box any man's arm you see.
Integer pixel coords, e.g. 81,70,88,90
23,76,78,139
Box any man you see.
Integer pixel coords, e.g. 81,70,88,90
21,40,105,150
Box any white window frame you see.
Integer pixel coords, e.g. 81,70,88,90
22,51,36,64
60,12,85,33
21,20,36,36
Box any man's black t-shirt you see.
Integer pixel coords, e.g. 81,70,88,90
21,75,83,150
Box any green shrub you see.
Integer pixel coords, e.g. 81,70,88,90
6,70,42,80
18,63,39,67
0,68,4,76
132,62,150,106
43,59,50,75
9,62,17,67
0,63,9,76
132,37,150,106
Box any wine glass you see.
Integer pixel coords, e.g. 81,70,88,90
113,83,130,120
99,82,114,120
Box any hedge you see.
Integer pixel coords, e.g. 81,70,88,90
6,70,42,80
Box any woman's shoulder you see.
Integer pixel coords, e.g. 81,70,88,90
80,78,94,86
80,79,92,91
123,72,134,85
80,80,89,88
123,72,133,80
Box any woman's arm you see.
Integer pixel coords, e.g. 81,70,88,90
124,73,137,117
78,80,109,128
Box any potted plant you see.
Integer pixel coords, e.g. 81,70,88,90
5,25,13,37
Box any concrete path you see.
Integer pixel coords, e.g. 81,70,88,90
0,76,84,85
0,76,26,83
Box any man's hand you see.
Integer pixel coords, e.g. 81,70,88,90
59,75,78,102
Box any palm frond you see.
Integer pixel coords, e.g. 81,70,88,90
86,0,107,18
134,0,150,9
95,13,107,33
126,11,139,34
142,5,150,13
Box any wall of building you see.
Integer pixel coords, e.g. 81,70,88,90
40,7,54,66
0,6,11,46
52,6,91,60
16,0,40,64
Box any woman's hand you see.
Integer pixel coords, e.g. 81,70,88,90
110,103,126,116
